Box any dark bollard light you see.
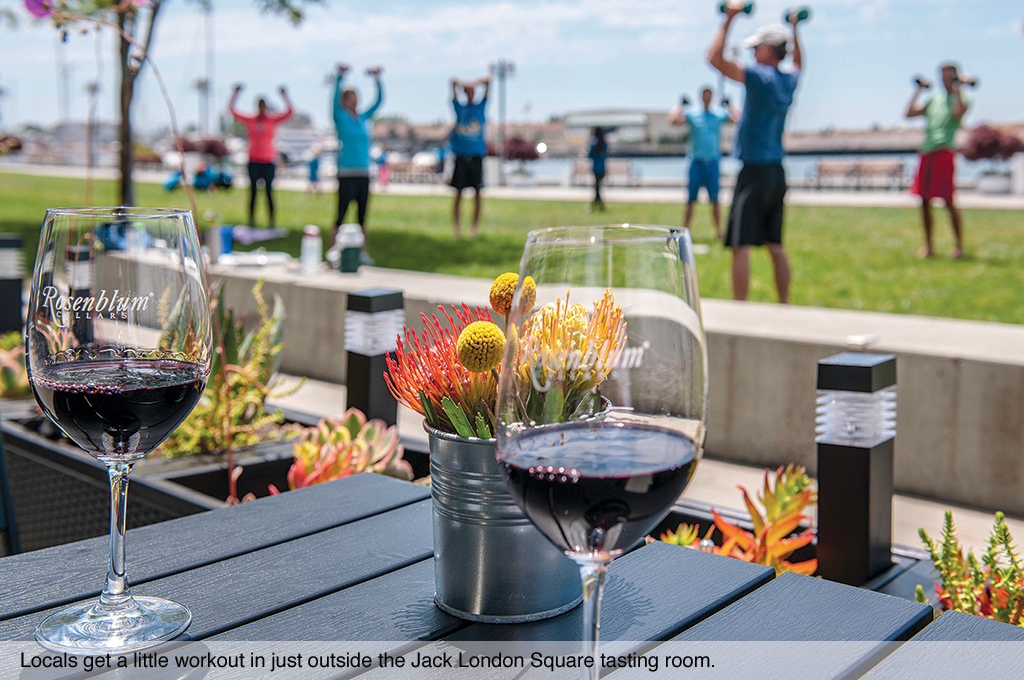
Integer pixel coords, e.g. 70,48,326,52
344,288,404,426
815,352,896,586
0,235,24,334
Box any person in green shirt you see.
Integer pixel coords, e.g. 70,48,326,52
906,62,971,259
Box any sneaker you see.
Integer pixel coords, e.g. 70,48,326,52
360,251,375,266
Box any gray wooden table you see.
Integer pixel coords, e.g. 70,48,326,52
0,473,1020,679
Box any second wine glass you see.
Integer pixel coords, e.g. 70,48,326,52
26,207,212,654
495,225,708,677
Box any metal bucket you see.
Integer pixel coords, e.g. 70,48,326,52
427,424,583,623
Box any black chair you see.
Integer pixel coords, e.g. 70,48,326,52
0,435,20,555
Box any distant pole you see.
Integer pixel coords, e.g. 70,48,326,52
489,58,515,186
54,36,71,124
193,4,214,134
205,3,214,132
195,78,209,133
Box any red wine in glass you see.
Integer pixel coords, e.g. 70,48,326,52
30,359,206,460
500,420,698,560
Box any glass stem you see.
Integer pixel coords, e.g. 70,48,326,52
98,461,135,612
578,559,609,680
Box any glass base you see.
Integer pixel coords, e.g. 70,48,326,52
35,596,191,655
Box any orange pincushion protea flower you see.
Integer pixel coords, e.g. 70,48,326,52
384,304,498,436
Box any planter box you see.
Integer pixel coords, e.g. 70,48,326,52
145,431,431,506
652,498,933,603
0,419,214,553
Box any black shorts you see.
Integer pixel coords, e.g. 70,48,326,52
449,156,484,190
725,163,787,247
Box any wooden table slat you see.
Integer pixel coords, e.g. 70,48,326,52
212,558,464,642
0,474,429,621
451,542,775,644
859,611,1024,678
674,571,933,642
0,499,434,641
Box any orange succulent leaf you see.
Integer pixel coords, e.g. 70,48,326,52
766,532,815,562
766,513,807,546
711,509,743,539
760,469,779,518
786,559,818,576
740,487,766,536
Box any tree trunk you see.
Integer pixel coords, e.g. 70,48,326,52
118,12,135,206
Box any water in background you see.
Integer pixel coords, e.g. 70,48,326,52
529,153,996,185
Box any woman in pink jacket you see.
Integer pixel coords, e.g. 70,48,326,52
229,84,293,228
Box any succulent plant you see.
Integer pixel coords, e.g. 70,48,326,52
916,510,1024,626
657,464,818,577
159,280,303,458
0,331,30,399
285,408,412,490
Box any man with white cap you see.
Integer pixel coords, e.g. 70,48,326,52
708,8,802,304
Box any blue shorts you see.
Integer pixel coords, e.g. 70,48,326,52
688,158,720,203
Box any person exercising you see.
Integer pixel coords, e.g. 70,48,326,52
708,8,802,304
668,87,737,239
906,62,971,259
229,85,293,229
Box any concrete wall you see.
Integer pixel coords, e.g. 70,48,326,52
211,263,1024,516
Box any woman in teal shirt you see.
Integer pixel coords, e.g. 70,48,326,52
332,64,383,258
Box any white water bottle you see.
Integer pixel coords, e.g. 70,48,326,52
300,224,322,276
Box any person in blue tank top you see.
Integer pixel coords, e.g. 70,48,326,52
449,75,490,239
709,7,802,304
587,127,608,212
669,87,737,239
331,63,383,262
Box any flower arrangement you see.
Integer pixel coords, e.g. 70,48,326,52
386,273,627,439
657,464,818,577
511,289,626,424
916,510,1024,626
271,408,412,492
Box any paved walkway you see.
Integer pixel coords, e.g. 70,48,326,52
268,375,1024,557
3,161,1023,210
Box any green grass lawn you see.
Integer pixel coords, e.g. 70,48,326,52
3,172,1024,324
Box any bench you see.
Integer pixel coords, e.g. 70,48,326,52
387,160,440,184
571,158,642,187
809,159,908,191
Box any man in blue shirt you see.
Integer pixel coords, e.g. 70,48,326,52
669,87,737,239
709,11,802,304
449,75,490,238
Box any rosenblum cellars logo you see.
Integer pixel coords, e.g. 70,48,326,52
41,286,154,327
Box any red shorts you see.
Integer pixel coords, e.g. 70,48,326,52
911,148,956,203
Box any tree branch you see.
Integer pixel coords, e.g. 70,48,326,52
137,0,164,77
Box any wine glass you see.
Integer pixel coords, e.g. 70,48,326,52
495,225,708,676
26,207,212,653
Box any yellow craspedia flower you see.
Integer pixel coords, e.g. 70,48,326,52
457,321,506,373
518,276,537,314
490,273,518,316
490,273,538,316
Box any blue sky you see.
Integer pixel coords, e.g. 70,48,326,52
0,0,1022,133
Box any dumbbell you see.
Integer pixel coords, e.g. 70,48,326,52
719,2,754,14
783,6,811,23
